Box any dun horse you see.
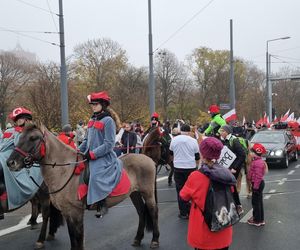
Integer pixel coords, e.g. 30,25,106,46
7,123,159,250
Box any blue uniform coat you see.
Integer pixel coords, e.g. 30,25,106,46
79,115,122,205
0,127,43,209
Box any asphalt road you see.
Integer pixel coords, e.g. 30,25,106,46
1,162,300,250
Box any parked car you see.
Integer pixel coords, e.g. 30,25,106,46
250,129,298,168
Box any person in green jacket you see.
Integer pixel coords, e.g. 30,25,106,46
204,104,227,137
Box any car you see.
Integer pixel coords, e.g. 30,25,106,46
250,129,298,168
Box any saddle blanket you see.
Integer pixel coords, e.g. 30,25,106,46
77,169,131,200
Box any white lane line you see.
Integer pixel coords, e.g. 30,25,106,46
239,208,253,223
278,178,287,185
269,189,276,193
295,165,300,169
288,170,295,175
157,176,168,182
0,214,42,237
264,195,271,200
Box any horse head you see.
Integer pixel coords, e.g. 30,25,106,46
7,122,46,171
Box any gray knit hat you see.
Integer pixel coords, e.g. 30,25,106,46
220,124,233,134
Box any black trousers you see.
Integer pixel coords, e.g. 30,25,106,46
252,180,265,222
174,168,197,216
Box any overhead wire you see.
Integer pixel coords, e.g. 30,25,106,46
46,0,59,32
153,0,216,53
271,55,300,70
0,26,59,47
15,0,58,15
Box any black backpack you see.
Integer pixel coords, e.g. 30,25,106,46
198,172,240,232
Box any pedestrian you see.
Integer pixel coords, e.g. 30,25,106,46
204,104,227,138
247,143,267,226
79,91,122,217
180,137,235,250
76,120,86,146
169,124,200,219
0,107,43,220
57,124,76,149
121,123,137,154
219,124,246,215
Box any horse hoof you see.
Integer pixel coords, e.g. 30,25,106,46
46,234,55,241
131,239,141,247
34,241,45,249
150,241,159,249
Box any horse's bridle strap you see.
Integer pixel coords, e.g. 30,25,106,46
14,147,30,157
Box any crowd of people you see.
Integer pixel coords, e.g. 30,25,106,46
0,96,294,249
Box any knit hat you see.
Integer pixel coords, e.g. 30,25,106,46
220,124,233,134
200,137,223,161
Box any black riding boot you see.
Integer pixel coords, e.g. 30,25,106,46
95,199,108,218
0,200,6,220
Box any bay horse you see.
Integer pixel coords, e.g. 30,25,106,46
7,123,159,250
142,127,174,185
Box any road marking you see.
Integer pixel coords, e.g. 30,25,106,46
264,195,271,200
288,170,295,175
239,208,253,223
278,178,287,185
269,189,276,193
157,176,168,182
0,214,42,237
295,165,300,169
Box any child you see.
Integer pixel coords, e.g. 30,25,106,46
247,143,267,226
180,137,236,250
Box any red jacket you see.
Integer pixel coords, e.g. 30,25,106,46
180,171,232,249
57,132,76,149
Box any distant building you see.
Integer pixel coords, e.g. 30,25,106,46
0,43,37,62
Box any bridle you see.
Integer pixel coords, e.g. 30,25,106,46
14,133,46,168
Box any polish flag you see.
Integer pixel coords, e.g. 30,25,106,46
223,109,237,123
281,109,290,122
242,116,246,125
286,112,295,122
273,115,279,123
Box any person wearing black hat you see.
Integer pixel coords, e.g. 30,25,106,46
220,124,246,215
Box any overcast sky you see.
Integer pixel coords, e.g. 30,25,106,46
0,0,299,73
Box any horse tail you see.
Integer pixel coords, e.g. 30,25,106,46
144,204,154,232
49,203,64,236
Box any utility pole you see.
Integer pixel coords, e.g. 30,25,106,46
58,0,69,127
229,19,235,109
148,0,155,117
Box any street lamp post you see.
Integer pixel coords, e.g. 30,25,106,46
266,36,290,122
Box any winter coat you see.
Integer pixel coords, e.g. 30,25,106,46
0,127,43,209
57,132,76,149
204,114,226,136
248,155,266,190
121,130,137,154
79,115,122,205
180,163,235,249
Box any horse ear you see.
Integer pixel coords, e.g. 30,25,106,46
35,120,46,133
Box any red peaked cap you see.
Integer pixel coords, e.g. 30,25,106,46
252,143,267,155
208,104,220,113
87,91,111,104
8,107,32,122
151,112,159,118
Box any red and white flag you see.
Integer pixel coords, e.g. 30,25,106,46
286,112,295,122
273,115,279,123
242,116,246,125
223,109,237,123
280,109,290,122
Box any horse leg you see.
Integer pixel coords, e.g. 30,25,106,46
47,203,64,241
65,211,84,250
130,191,146,246
28,196,40,229
168,161,174,186
144,197,160,249
34,200,50,249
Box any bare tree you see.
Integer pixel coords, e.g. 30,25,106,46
0,52,32,128
73,38,128,91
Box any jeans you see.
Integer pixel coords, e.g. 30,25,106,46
174,168,197,216
252,180,265,222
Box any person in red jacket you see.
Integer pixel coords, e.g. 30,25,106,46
180,137,235,250
57,124,76,149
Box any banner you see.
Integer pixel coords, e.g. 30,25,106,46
218,146,237,168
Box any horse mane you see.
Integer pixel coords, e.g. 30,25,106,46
108,107,122,132
143,127,161,147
